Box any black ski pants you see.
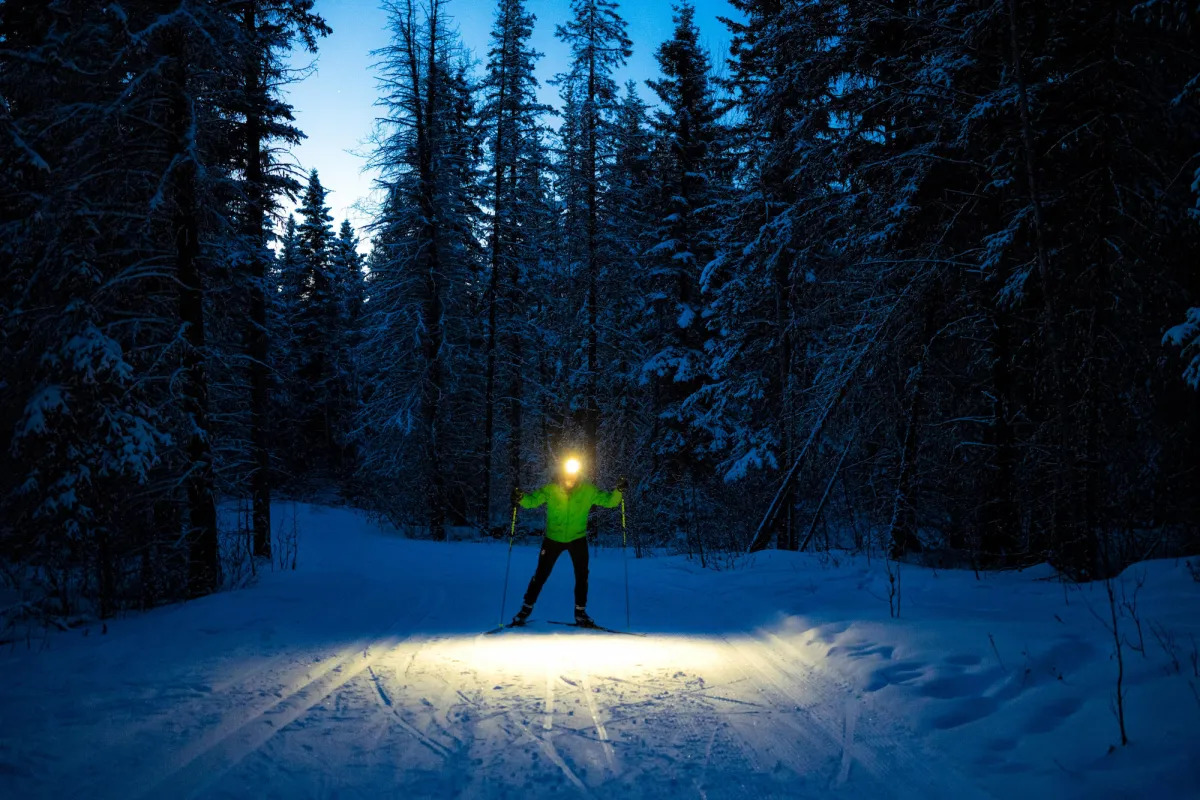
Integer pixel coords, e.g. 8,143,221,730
523,536,589,608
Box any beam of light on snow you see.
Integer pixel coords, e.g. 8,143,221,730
432,634,723,674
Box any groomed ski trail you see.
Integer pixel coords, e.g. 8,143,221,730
131,588,447,800
0,505,1010,799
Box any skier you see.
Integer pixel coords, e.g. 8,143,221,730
509,456,626,628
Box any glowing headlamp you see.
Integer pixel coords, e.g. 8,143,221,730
564,457,581,475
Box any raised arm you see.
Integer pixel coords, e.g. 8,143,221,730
590,485,623,509
518,485,548,509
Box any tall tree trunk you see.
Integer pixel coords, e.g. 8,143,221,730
774,245,794,550
97,525,113,619
416,3,446,540
584,47,599,470
1006,0,1052,321
483,33,509,526
170,38,219,595
984,283,1020,561
243,2,271,558
539,340,551,466
888,356,925,559
482,198,499,521
508,338,523,491
888,290,938,559
506,162,524,494
421,268,446,541
1007,0,1069,559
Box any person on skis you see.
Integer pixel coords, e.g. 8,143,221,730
509,456,626,628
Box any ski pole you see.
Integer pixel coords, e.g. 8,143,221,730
499,505,517,627
621,497,630,630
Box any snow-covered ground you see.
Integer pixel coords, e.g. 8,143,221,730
1,505,1197,799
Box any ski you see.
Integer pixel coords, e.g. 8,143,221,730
547,620,646,637
484,620,529,635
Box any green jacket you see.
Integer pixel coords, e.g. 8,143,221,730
518,481,623,543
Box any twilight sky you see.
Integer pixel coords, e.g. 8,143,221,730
282,0,738,240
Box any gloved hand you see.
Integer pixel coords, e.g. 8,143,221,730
616,476,628,493
511,487,523,506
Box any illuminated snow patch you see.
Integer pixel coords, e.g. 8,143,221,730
428,633,725,674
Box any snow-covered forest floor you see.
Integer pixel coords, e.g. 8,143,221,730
1,505,1197,799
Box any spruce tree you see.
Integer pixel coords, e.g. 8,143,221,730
0,0,255,604
292,169,341,478
480,0,550,522
273,213,304,453
234,0,329,557
361,0,483,539
642,3,722,486
596,82,654,478
1,0,176,611
331,219,366,470
554,0,632,468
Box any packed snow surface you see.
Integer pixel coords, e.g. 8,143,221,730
1,504,1198,798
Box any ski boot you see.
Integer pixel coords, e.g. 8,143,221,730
574,606,597,628
510,603,533,627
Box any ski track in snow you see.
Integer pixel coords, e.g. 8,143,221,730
129,588,448,800
580,671,617,775
0,586,985,797
4,505,1196,798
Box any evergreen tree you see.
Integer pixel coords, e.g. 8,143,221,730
1147,0,1200,389
272,213,305,446
333,220,366,339
642,3,722,491
699,0,846,552
233,0,330,557
361,0,483,539
710,0,1200,570
554,0,632,468
479,0,551,523
1,0,332,610
290,169,343,479
0,1,177,611
331,219,366,468
1167,310,1200,389
596,82,654,474
0,0,271,606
